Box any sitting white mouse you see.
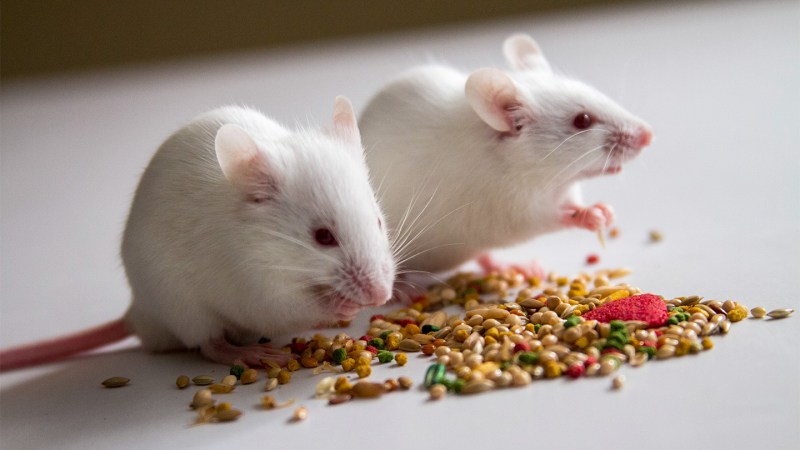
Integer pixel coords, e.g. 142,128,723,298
359,33,652,279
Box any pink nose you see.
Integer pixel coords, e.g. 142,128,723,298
366,283,392,306
637,126,653,148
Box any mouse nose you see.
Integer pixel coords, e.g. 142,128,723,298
637,126,653,148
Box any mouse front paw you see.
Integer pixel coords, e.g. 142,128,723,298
561,203,615,232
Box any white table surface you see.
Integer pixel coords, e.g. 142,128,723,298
1,1,798,449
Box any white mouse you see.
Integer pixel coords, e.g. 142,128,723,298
0,96,395,370
359,33,652,279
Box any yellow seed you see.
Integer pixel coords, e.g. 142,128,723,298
608,267,632,279
291,406,308,422
574,336,589,349
356,356,371,367
429,384,447,400
277,370,292,385
334,376,353,394
750,306,766,319
675,339,691,356
385,334,401,350
727,306,748,322
209,383,234,394
404,323,421,336
240,369,258,385
398,376,413,390
543,361,561,378
217,402,232,412
355,364,372,378
767,308,794,319
351,381,385,398
301,357,319,368
395,352,408,366
176,375,190,389
454,329,469,342
601,290,630,303
556,276,569,287
286,359,300,372
341,358,356,372
260,395,295,410
702,337,714,350
214,408,243,422
192,375,215,386
264,378,278,391
191,389,214,409
101,377,130,388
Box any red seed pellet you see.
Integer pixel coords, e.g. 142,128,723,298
581,294,668,327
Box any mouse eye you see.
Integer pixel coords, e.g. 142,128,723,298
378,217,382,229
572,113,593,130
314,228,338,247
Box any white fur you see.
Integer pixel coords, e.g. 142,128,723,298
360,34,651,273
122,102,394,351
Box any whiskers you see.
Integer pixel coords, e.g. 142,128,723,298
540,128,608,162
537,128,620,195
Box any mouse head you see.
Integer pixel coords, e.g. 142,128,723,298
465,34,653,180
214,97,395,324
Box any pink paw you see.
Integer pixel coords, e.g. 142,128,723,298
562,203,615,232
201,337,297,368
477,253,546,279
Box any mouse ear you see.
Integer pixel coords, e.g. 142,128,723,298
465,68,523,133
503,34,552,73
326,95,363,157
215,124,277,201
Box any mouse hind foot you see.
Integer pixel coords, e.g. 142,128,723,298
477,253,546,280
200,336,297,368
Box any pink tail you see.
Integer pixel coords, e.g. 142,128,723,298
0,318,132,372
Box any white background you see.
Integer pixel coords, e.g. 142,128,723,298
1,1,798,449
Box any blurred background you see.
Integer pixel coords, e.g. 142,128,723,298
1,0,656,80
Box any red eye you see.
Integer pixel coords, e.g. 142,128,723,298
314,228,338,247
573,113,593,130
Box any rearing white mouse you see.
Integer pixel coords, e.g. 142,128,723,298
359,34,652,278
0,96,395,370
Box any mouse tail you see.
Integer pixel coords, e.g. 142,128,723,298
0,318,132,372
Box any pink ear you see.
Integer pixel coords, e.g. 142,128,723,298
503,34,551,73
465,68,523,133
215,124,277,201
327,95,363,153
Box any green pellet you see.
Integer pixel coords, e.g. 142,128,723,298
421,324,441,334
517,352,539,365
332,348,347,365
229,365,245,379
424,363,446,388
377,350,394,363
368,338,385,350
564,315,581,328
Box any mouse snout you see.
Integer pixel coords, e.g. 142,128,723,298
635,125,653,149
344,265,392,307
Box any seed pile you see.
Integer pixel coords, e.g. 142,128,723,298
104,267,792,424
362,268,790,397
